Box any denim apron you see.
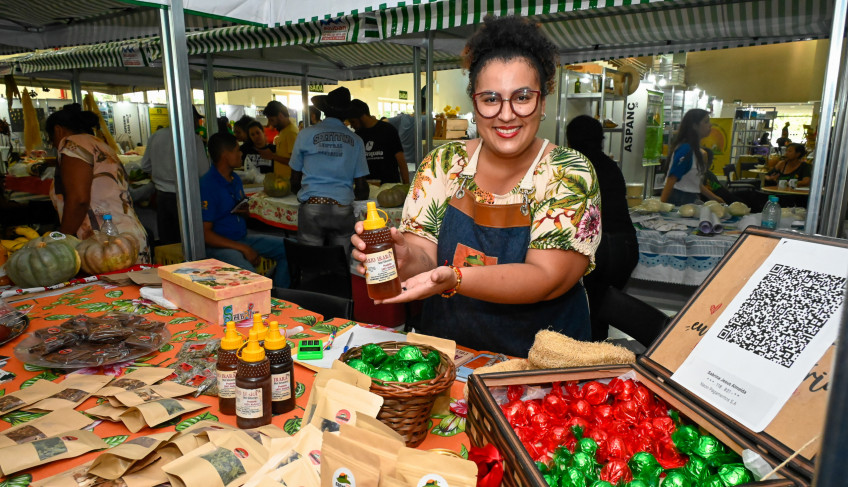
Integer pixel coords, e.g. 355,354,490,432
419,141,591,356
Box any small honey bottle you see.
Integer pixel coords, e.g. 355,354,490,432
264,321,296,414
235,330,272,428
252,313,268,343
216,321,243,415
361,201,402,300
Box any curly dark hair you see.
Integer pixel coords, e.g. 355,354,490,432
462,16,558,98
45,103,99,136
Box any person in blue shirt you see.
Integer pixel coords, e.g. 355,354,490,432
290,87,370,256
200,132,290,287
660,108,725,206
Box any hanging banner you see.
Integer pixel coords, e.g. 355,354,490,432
120,43,146,67
320,19,350,42
622,85,649,171
148,106,170,132
113,102,143,149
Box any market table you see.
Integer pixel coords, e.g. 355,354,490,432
760,186,811,196
0,283,475,485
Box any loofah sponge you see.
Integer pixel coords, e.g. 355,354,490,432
528,330,636,369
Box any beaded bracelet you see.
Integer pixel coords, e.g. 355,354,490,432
440,265,463,298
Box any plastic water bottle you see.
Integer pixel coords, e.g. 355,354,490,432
101,214,119,236
761,196,781,230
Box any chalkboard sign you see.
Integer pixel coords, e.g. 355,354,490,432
9,107,46,133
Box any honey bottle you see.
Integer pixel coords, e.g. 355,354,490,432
361,201,402,300
252,313,268,343
264,321,296,414
235,329,272,428
217,321,243,415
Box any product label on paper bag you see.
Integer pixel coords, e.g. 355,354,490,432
272,372,291,401
333,467,356,487
217,370,236,399
417,474,449,487
236,388,263,418
364,249,398,284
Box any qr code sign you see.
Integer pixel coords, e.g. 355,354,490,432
717,264,846,368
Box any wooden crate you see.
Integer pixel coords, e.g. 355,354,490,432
467,228,848,487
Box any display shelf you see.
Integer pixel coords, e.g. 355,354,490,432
568,92,627,102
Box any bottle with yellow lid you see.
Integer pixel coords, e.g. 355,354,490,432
217,321,243,415
361,201,402,299
252,313,268,342
235,329,271,428
265,321,296,414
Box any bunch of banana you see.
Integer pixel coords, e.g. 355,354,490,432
1,226,40,253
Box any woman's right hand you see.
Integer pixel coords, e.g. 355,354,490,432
351,221,411,275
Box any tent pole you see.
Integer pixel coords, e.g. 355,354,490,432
805,0,847,236
821,34,848,238
301,66,309,128
425,31,434,154
159,0,205,261
71,69,83,105
203,54,217,137
413,46,422,166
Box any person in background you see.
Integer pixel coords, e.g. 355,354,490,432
290,87,370,256
348,99,410,185
309,106,322,126
264,101,299,180
240,121,276,174
660,108,725,206
387,88,433,169
141,106,210,245
200,132,289,287
46,103,150,263
352,16,600,356
567,115,637,342
232,115,254,145
217,116,230,135
764,143,811,187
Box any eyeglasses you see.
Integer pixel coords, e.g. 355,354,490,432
471,89,542,119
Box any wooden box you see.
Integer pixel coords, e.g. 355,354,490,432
467,228,847,486
435,118,468,139
158,259,272,325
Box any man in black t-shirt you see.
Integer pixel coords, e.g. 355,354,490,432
348,99,410,184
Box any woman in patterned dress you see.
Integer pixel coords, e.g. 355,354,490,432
46,104,150,264
350,16,601,356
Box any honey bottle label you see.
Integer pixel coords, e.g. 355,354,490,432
217,370,236,399
235,387,263,418
272,372,292,401
364,249,398,284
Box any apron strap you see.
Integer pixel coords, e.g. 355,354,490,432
455,141,483,199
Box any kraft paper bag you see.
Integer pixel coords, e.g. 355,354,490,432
31,461,94,487
27,374,113,411
309,379,383,433
87,431,176,479
119,398,208,433
395,447,478,487
163,432,268,487
304,365,371,424
109,381,197,407
86,402,129,421
0,408,93,448
355,415,406,444
320,431,381,487
274,457,320,487
0,430,108,476
97,367,175,397
339,423,404,478
122,456,173,487
157,420,235,459
0,379,62,415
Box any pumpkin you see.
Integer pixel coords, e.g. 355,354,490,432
5,239,81,288
377,184,410,208
77,232,140,275
264,175,291,198
25,231,81,249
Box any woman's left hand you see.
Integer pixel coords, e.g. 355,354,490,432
374,266,457,305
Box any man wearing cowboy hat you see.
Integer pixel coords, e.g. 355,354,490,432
290,87,370,256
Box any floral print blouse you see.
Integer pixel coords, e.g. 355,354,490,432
400,141,601,273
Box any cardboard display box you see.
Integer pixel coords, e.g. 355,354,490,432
435,118,468,139
467,228,847,486
158,259,272,325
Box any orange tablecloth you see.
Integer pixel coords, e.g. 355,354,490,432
0,284,472,484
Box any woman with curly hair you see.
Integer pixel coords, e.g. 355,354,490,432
351,16,601,355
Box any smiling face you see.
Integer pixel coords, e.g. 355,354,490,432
248,126,266,148
473,58,545,160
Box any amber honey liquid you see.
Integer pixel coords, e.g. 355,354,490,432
362,226,402,300
267,345,296,414
216,348,239,415
235,358,272,428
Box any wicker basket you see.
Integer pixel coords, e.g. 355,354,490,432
340,341,456,447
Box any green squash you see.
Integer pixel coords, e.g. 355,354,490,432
6,239,81,288
377,184,409,208
24,231,81,249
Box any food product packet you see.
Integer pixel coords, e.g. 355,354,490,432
203,426,286,451
119,398,208,433
379,476,408,487
291,424,322,473
309,379,383,433
394,447,478,487
27,374,113,411
31,461,93,487
162,430,268,487
0,429,108,475
87,431,175,479
303,365,371,424
0,408,94,448
244,436,298,487
97,367,174,397
157,420,236,459
339,423,404,478
0,379,62,415
86,402,129,421
109,381,197,407
320,431,381,487
275,457,320,487
355,415,406,443
122,455,173,487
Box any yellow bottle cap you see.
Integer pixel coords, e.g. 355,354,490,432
220,321,244,350
363,201,389,231
241,329,266,362
252,313,268,341
264,321,287,350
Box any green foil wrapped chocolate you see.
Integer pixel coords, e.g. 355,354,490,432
553,446,573,472
683,456,709,482
693,435,723,462
571,452,597,475
360,343,388,366
628,452,663,484
625,480,650,487
565,467,588,487
346,358,375,376
707,451,743,468
396,345,424,362
391,366,415,383
578,437,599,456
590,482,614,487
663,469,694,487
425,350,441,368
671,425,700,455
372,370,397,383
717,465,753,486
698,475,725,487
410,362,436,381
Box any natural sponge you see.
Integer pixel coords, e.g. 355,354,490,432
527,330,636,369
